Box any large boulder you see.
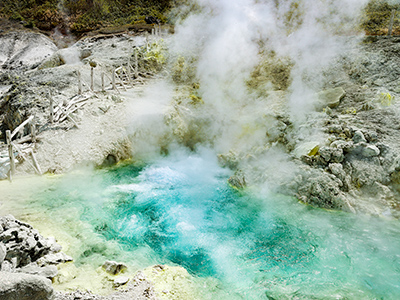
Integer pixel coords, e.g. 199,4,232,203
0,31,58,70
0,271,54,300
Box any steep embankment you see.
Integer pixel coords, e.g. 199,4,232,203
0,30,167,179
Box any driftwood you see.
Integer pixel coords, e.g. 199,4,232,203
6,130,15,180
66,115,79,129
135,51,139,78
11,116,34,139
30,122,36,144
14,135,41,144
30,150,42,175
112,70,116,90
104,72,119,92
11,142,41,175
53,95,90,123
91,67,95,91
59,102,87,123
78,70,82,95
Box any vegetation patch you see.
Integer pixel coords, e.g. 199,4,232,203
0,0,173,35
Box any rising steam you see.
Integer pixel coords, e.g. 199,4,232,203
128,0,369,188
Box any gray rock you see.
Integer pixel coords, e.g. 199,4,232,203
17,264,58,279
353,130,367,143
365,131,378,142
329,163,346,181
36,252,73,267
0,228,17,243
0,271,54,300
316,87,346,110
331,148,344,163
293,142,320,158
319,147,331,162
102,260,127,275
296,168,346,210
25,236,37,251
362,145,380,158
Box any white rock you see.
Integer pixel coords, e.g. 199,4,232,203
113,276,130,287
362,145,380,157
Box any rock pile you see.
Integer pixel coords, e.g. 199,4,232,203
0,214,72,300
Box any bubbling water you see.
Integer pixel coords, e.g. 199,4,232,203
4,148,399,299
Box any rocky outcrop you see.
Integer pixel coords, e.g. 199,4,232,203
0,215,73,300
0,31,57,71
0,271,54,300
0,214,71,272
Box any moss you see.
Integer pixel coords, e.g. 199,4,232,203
361,0,400,35
0,0,173,35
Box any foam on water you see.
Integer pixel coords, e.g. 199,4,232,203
1,148,400,298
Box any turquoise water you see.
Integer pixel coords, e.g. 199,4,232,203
34,148,400,299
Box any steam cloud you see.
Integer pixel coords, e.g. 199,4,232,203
129,0,369,186
171,0,369,121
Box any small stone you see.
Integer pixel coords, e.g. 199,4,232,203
362,145,380,157
365,131,378,142
1,260,13,272
228,170,246,189
113,276,130,287
17,230,28,241
353,130,367,143
102,260,127,275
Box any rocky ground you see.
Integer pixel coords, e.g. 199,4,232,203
0,29,159,179
0,213,193,300
212,36,400,218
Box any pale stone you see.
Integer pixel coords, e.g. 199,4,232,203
362,145,380,157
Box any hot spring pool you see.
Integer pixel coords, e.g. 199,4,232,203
1,149,400,299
